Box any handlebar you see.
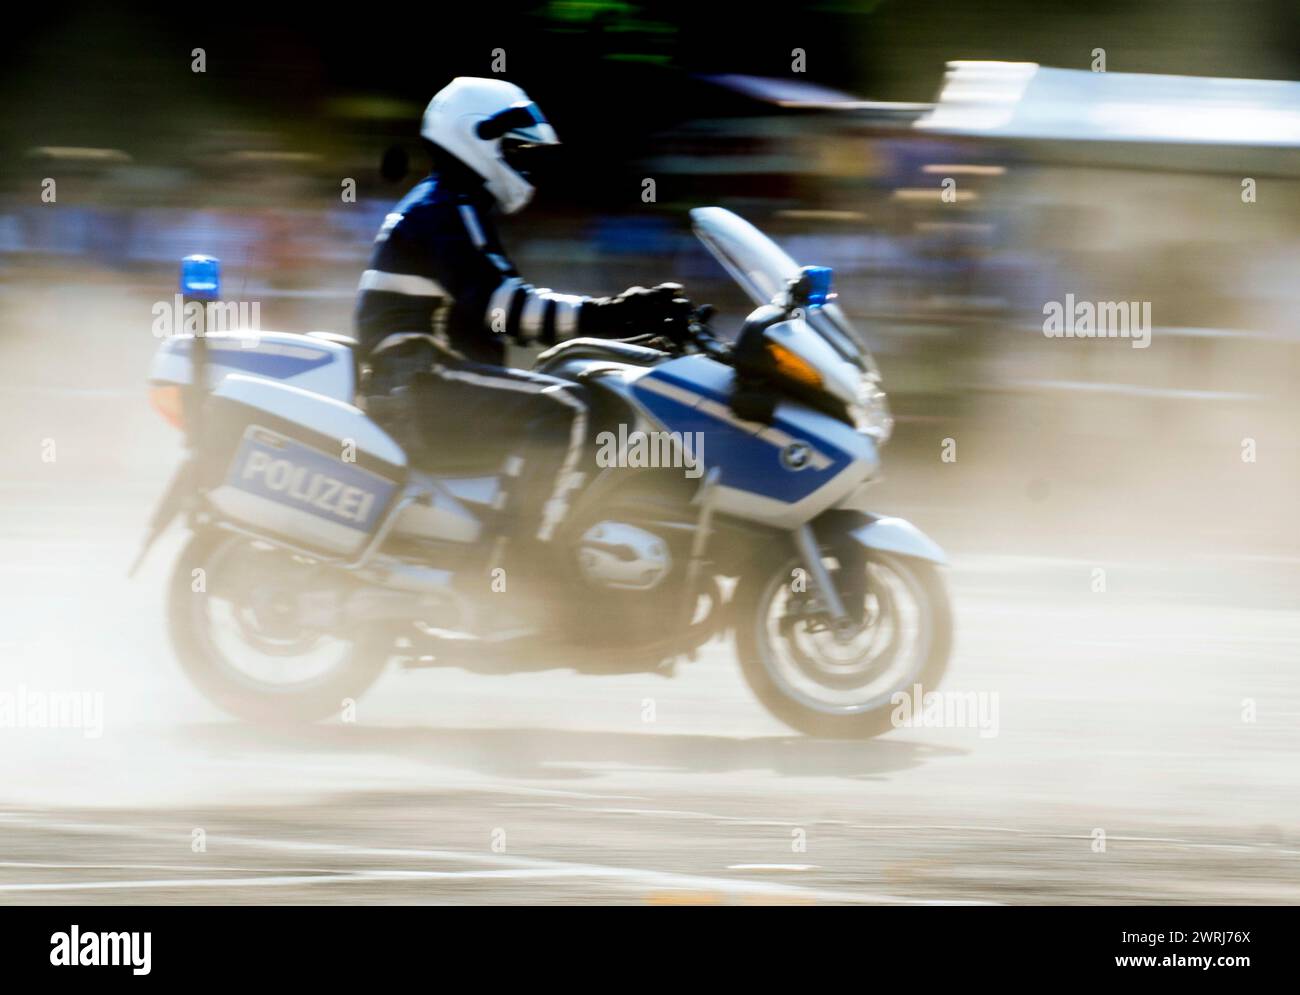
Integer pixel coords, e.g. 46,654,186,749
685,319,730,362
682,303,731,361
609,300,731,362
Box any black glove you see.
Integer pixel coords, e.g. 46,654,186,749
579,283,691,339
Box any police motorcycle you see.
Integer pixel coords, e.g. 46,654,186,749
134,207,951,738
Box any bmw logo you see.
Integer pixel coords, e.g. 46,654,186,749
781,441,813,471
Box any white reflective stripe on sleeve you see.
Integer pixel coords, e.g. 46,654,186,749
486,277,524,329
519,291,547,340
374,212,403,243
458,204,487,248
542,292,585,307
543,293,585,339
358,269,445,297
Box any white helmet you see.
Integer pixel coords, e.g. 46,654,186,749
420,77,559,214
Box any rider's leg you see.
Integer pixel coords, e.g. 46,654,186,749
402,358,589,551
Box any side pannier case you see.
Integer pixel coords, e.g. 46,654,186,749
200,374,408,558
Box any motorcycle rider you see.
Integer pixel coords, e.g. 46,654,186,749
356,76,688,561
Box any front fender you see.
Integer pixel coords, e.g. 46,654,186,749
816,511,948,566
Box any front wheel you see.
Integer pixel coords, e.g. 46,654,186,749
735,550,952,738
168,530,392,723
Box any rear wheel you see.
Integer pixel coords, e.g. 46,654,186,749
168,530,392,723
735,550,952,738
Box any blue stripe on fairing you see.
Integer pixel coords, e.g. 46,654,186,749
646,355,735,404
632,358,858,506
175,338,334,380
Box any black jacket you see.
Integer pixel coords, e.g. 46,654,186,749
354,168,589,368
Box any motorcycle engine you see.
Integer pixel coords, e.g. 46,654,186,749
558,511,721,665
575,521,671,591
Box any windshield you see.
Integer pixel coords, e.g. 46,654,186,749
689,207,880,377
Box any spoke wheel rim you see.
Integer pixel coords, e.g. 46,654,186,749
193,538,354,691
757,555,931,715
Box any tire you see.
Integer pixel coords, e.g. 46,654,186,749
168,530,392,724
734,550,953,739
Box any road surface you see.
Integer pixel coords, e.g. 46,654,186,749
1,276,1297,904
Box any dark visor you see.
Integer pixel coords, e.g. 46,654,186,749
475,102,548,141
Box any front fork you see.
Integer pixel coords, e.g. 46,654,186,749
658,472,870,638
792,523,868,637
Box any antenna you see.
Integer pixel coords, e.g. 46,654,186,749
179,254,221,452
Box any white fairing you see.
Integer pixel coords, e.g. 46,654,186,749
710,400,880,530
213,375,405,467
149,331,357,402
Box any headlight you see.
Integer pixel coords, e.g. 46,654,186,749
849,374,893,444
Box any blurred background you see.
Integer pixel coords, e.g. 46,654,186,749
4,0,1300,555
1,1,1298,904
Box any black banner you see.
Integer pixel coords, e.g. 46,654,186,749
0,906,1280,983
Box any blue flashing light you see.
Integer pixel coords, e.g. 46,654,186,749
180,254,221,301
802,265,833,308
